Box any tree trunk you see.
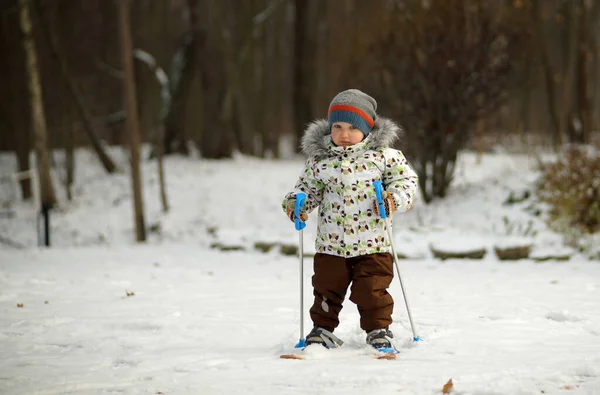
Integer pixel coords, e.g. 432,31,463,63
63,111,75,201
558,1,581,146
575,0,593,144
164,0,211,156
531,0,561,148
1,3,32,200
163,32,193,155
132,0,168,148
197,0,234,159
34,0,119,173
19,0,56,208
157,124,169,213
227,60,256,155
117,0,146,242
261,0,282,158
133,49,170,213
221,0,254,155
14,128,33,200
589,0,600,135
223,0,287,157
416,155,431,203
517,59,532,147
293,0,314,151
414,122,462,202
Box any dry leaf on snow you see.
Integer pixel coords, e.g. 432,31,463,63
441,378,454,394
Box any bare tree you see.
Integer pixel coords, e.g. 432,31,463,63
529,0,561,146
65,118,75,201
0,2,32,199
4,0,595,172
117,0,146,242
132,0,174,152
162,0,234,159
259,0,288,158
529,0,599,147
0,32,33,200
589,0,600,138
558,1,582,146
18,0,56,208
196,0,234,159
372,0,529,202
134,49,170,213
216,0,288,156
573,0,599,144
162,0,194,156
33,0,120,174
292,0,317,151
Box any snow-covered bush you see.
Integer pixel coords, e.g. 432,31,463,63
537,145,600,240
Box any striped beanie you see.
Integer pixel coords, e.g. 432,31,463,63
328,89,377,137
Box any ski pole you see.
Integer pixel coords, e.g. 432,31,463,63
294,193,307,348
373,180,421,342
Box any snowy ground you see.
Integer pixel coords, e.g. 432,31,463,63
0,147,571,255
1,147,599,394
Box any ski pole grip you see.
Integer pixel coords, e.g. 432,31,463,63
294,193,307,231
373,180,387,219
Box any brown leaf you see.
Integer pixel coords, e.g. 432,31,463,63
17,303,24,308
562,385,579,390
280,354,305,360
442,378,454,394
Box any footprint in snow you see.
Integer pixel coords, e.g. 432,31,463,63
545,311,582,323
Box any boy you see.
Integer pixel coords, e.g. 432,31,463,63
282,89,418,349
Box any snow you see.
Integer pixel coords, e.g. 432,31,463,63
1,147,599,394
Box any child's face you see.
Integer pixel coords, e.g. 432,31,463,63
331,122,365,147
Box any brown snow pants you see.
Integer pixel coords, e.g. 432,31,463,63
309,252,394,333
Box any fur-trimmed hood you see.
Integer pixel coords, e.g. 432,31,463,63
300,116,403,158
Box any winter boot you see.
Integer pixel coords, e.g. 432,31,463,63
366,328,394,349
305,326,344,349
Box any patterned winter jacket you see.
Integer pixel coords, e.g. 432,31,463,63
282,117,418,258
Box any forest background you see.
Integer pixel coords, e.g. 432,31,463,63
1,0,599,243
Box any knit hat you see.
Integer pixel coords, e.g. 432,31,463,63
328,89,377,137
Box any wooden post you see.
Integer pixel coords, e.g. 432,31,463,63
117,0,146,242
133,49,170,213
18,0,57,210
